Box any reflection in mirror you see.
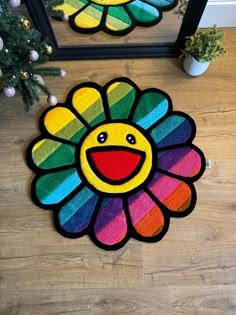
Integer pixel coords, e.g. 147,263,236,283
24,0,208,60
46,0,182,46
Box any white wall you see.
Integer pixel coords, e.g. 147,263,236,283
199,0,236,27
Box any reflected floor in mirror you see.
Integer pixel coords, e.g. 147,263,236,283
51,10,181,46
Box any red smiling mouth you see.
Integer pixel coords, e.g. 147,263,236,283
86,146,145,184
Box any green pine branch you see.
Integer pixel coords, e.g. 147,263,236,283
34,67,62,77
31,79,51,97
19,80,35,112
24,79,40,103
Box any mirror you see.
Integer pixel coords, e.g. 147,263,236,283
24,0,208,60
50,1,180,46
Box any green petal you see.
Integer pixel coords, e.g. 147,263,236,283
31,138,76,170
56,0,88,16
35,168,81,205
74,3,103,29
126,0,160,24
106,80,137,120
132,90,170,129
105,6,132,32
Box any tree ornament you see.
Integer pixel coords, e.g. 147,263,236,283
3,87,16,97
45,45,53,55
60,70,66,78
0,37,3,51
9,0,21,8
0,69,3,77
47,95,57,106
62,14,69,22
19,71,29,80
29,50,39,61
20,19,31,30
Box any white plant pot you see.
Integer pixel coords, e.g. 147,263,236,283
183,55,211,76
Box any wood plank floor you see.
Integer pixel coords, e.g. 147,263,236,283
0,28,236,315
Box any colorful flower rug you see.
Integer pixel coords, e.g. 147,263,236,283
27,78,205,250
54,0,178,36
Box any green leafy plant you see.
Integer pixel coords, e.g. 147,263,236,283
174,0,188,18
181,25,228,62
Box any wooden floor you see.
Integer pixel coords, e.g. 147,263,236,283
0,28,236,315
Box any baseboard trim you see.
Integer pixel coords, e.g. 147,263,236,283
199,1,236,27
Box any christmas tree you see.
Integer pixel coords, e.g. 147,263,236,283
0,0,66,111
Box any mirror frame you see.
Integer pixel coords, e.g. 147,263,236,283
24,0,208,61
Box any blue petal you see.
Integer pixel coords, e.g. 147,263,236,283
58,186,99,233
150,114,194,148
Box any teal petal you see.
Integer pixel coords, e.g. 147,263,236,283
106,80,137,120
132,90,170,130
35,168,81,205
144,0,176,8
58,186,99,233
127,0,160,24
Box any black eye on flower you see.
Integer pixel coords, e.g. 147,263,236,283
97,132,107,143
126,134,136,144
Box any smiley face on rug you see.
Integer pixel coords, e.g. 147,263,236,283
79,122,153,193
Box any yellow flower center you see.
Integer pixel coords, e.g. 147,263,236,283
79,122,153,194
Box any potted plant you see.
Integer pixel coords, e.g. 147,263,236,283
181,25,227,76
174,0,188,18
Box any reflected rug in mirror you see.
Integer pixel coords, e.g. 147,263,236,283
54,0,178,36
